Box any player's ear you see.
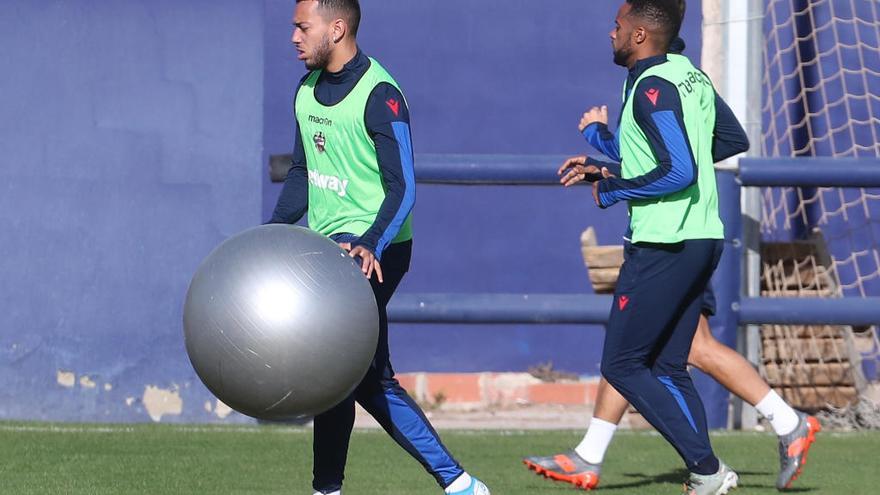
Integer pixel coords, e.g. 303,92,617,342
331,17,346,43
633,26,647,45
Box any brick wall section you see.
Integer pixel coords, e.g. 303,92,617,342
396,372,600,408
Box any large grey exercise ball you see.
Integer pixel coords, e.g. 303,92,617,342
183,224,379,420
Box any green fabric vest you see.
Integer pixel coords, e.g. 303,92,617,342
617,54,723,243
295,58,413,242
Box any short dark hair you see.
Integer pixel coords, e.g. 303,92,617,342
297,0,361,37
625,0,682,49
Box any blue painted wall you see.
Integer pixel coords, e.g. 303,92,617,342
1,0,705,422
0,0,263,422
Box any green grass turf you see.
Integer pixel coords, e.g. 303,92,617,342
1,423,875,494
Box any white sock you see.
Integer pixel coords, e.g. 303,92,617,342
574,417,618,464
755,390,800,436
445,472,472,493
313,492,340,495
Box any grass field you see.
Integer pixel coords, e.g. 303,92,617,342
1,422,876,494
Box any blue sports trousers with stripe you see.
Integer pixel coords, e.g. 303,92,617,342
600,238,723,475
312,239,464,493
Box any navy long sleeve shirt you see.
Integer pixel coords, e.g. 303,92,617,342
580,54,748,207
583,89,748,177
269,49,415,259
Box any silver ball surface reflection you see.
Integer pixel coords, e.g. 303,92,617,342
183,225,378,420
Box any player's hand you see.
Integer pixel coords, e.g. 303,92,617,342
557,156,615,186
578,105,609,132
558,157,601,187
590,168,617,207
346,245,383,283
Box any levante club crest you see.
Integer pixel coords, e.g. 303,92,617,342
313,131,326,153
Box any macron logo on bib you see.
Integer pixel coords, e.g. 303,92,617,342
308,170,349,198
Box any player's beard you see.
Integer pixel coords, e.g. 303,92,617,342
306,34,333,70
613,39,633,67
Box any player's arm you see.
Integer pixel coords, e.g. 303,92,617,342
595,76,697,208
269,80,310,224
352,82,415,261
580,106,622,162
268,124,309,224
711,91,750,161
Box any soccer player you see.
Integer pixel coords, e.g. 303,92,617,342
524,1,741,492
269,2,489,494
524,25,820,495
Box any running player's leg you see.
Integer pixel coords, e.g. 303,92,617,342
568,288,716,467
566,297,716,469
527,240,720,486
571,310,718,468
592,378,629,425
688,315,769,405
687,313,819,490
525,244,734,487
574,379,627,463
354,260,463,488
356,372,466,490
570,237,655,466
354,241,488,494
648,288,715,471
569,237,652,466
312,395,356,494
601,239,722,475
311,241,411,493
688,304,804,435
628,240,738,494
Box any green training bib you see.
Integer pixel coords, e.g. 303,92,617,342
617,54,723,243
295,58,413,243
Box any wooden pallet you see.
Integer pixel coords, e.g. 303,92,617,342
759,234,865,410
580,227,623,294
762,336,849,361
776,386,859,408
